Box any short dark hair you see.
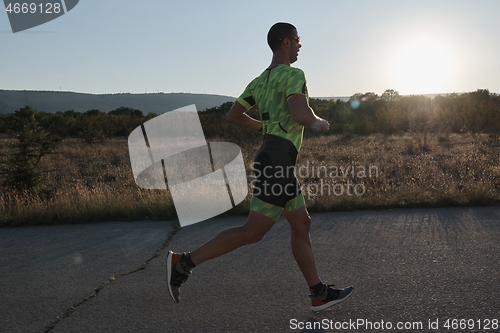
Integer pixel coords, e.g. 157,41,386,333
267,22,297,52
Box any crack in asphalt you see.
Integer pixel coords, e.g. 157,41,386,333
43,224,180,333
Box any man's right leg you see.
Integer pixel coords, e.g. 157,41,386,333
167,210,276,303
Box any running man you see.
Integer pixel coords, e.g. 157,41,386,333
167,22,353,312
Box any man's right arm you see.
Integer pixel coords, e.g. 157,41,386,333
226,101,262,131
287,94,329,133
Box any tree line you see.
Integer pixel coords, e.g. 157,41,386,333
0,89,499,143
310,89,500,136
0,106,154,144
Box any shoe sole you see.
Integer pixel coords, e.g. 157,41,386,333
166,251,178,303
310,288,354,312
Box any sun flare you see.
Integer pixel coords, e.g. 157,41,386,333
391,38,458,95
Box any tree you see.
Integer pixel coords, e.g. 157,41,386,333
84,109,106,117
381,89,400,103
78,118,106,144
108,106,143,117
0,114,61,194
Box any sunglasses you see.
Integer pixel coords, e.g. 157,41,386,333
280,36,301,44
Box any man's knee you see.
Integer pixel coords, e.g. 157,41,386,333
242,210,275,244
245,229,267,244
290,215,311,235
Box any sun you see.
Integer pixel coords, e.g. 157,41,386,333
391,38,458,95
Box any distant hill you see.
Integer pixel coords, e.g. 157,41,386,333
314,93,461,102
0,90,236,115
314,96,350,102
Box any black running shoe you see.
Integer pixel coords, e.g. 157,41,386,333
166,251,191,303
310,284,354,311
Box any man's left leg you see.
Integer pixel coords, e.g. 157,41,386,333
282,204,354,311
282,205,320,286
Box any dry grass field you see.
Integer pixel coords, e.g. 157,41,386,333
1,132,499,226
298,133,500,211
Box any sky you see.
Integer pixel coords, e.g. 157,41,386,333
1,0,500,98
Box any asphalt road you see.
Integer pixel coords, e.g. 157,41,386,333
1,206,499,332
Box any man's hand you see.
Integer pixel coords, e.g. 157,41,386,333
312,118,330,134
288,94,330,133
